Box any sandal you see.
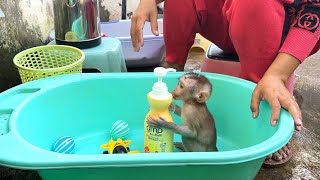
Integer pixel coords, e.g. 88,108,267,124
262,141,292,168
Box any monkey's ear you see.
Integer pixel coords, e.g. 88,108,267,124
196,91,210,103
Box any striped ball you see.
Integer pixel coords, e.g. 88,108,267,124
52,136,75,154
110,120,130,140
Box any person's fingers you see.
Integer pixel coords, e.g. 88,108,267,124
279,94,302,131
150,11,159,36
130,15,140,51
250,89,261,119
268,96,281,127
130,13,146,51
136,18,145,48
289,108,302,131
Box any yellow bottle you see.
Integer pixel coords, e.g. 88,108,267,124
144,67,176,153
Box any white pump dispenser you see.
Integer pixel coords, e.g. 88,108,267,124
150,67,176,99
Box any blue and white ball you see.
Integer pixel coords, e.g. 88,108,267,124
110,120,130,140
52,136,75,154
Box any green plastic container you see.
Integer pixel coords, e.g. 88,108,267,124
0,72,294,180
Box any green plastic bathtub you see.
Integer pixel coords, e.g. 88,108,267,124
0,72,294,180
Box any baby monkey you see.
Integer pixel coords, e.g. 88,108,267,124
147,72,218,152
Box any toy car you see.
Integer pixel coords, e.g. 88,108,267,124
100,138,139,154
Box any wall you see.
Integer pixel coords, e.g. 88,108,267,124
0,0,54,92
0,0,142,92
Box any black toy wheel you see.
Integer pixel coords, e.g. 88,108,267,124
103,150,109,154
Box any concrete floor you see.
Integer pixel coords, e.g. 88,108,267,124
0,50,319,180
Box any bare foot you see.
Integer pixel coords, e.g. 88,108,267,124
263,142,292,167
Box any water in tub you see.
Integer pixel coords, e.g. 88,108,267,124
69,68,239,154
73,112,239,154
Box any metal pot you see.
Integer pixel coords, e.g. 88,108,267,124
53,0,101,49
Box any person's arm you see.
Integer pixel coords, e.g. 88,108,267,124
251,2,320,131
130,0,164,52
279,2,320,62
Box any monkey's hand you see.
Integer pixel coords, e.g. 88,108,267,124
147,115,171,129
169,103,181,116
147,116,197,139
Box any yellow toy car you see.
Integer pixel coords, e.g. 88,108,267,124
100,138,139,154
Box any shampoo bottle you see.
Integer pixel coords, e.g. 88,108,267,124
144,67,176,153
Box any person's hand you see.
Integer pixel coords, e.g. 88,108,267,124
250,74,302,131
130,0,160,52
250,53,303,131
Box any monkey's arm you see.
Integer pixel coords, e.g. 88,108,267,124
170,103,181,116
174,104,181,116
147,116,197,138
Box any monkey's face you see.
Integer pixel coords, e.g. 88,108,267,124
172,77,195,101
173,74,212,103
172,83,182,100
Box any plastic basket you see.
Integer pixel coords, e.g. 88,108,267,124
13,45,85,83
